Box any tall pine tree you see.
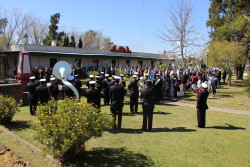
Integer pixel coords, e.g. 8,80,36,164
69,35,76,47
78,38,83,48
43,13,64,46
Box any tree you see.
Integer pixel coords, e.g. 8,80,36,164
206,0,250,80
1,9,33,46
69,35,76,47
63,35,69,47
78,38,83,48
82,30,113,50
27,17,49,45
208,41,246,86
158,0,202,69
43,13,64,46
0,18,8,35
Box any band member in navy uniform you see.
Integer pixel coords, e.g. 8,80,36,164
109,76,126,129
48,77,59,100
140,80,156,131
36,79,50,105
154,74,163,104
62,75,76,99
120,74,126,87
74,75,82,99
27,76,38,115
86,75,94,88
196,83,209,128
102,74,110,105
85,81,101,109
128,75,139,113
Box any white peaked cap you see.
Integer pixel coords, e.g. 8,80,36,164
134,72,138,75
145,74,149,76
67,75,74,81
132,75,138,78
89,81,96,85
101,72,104,74
114,76,121,80
89,75,94,78
95,76,100,78
39,79,46,82
120,74,124,77
105,74,109,77
201,83,208,89
50,77,56,81
30,76,35,80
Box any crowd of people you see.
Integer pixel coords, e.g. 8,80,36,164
26,64,226,130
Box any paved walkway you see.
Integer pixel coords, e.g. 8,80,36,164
162,101,250,116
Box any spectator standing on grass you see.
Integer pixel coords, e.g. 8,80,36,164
196,83,209,128
222,70,227,85
211,74,218,97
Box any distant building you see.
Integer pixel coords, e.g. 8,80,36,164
0,44,165,77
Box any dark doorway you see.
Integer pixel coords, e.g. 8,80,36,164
112,60,116,67
138,60,143,67
126,60,130,66
50,58,57,68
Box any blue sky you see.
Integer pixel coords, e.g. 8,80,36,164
0,0,211,53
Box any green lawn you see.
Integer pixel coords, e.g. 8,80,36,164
1,96,250,167
180,79,250,112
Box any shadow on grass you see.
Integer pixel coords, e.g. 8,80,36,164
207,124,246,130
108,127,196,134
62,147,154,167
123,111,171,116
4,120,32,131
217,94,233,98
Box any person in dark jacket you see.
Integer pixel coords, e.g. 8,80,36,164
27,76,38,115
62,75,76,99
86,75,94,88
154,74,163,104
74,75,82,99
48,77,59,100
109,76,126,129
120,74,126,87
140,80,156,131
196,83,209,128
36,79,50,105
128,75,139,113
85,81,101,109
102,74,110,105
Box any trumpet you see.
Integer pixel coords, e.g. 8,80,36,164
137,80,144,88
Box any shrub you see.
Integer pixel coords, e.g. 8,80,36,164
88,71,99,77
0,95,20,124
243,75,250,97
34,99,113,158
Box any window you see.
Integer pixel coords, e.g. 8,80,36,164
138,60,143,67
93,59,99,67
126,60,130,66
50,58,57,68
151,61,154,67
112,60,116,67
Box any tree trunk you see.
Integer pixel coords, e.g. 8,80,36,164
235,65,244,80
228,67,232,86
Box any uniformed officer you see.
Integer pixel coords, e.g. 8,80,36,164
196,83,209,128
102,74,110,105
48,77,59,100
109,76,126,129
62,75,76,99
140,80,156,131
95,76,102,92
154,74,163,104
144,74,150,84
36,78,50,105
120,74,126,87
27,76,38,115
85,81,101,109
86,75,94,88
74,75,82,99
128,75,139,113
